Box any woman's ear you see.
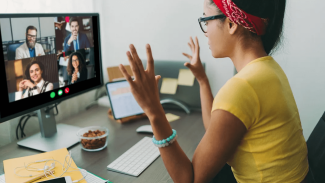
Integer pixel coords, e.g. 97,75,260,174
226,18,238,35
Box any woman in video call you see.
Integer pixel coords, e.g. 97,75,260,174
67,51,88,85
119,0,309,182
16,60,53,100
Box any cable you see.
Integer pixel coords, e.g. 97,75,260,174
17,103,60,139
21,115,33,138
16,115,28,140
14,151,87,183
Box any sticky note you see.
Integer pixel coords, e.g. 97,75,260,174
160,78,178,94
165,113,180,122
178,69,195,86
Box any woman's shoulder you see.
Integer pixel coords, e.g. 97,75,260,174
44,81,53,87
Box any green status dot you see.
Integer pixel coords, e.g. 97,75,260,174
50,92,55,98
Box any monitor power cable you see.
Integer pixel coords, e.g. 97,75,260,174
16,103,60,140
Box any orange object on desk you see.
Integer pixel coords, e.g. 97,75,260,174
107,108,147,123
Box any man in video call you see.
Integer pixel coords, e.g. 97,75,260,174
15,26,45,60
63,17,91,52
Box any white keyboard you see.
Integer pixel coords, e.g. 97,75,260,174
107,137,160,177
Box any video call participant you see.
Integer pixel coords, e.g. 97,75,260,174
15,26,45,60
67,52,87,85
15,60,53,101
63,17,91,52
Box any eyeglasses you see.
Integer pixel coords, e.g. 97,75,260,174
198,14,226,33
27,34,37,39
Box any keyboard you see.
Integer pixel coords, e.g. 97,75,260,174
107,137,160,177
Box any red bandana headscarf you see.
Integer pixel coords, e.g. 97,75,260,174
213,0,267,35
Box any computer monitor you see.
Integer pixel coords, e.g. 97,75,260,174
0,13,103,152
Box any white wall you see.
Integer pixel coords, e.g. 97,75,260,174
272,0,325,139
11,17,40,40
94,0,234,96
94,0,325,140
0,18,12,42
0,0,96,147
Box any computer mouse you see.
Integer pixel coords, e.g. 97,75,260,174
136,125,153,134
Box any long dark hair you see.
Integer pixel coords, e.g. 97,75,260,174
67,51,86,75
24,60,45,83
209,0,286,55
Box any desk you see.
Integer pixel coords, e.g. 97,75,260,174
0,106,205,183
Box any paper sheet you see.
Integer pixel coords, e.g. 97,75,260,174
59,57,68,66
178,69,195,86
0,174,5,183
165,113,180,122
3,148,86,183
160,78,178,94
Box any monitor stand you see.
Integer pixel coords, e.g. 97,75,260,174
17,106,81,152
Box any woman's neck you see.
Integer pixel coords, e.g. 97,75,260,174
229,39,268,73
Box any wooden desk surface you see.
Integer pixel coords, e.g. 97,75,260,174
0,106,205,183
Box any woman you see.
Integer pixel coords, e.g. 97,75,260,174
16,60,53,101
67,51,88,85
119,0,309,182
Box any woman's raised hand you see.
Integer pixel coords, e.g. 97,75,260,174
119,44,163,118
72,72,78,83
182,36,207,83
18,80,27,91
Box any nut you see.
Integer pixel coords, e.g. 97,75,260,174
81,130,107,149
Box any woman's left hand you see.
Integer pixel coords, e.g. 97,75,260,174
119,44,163,118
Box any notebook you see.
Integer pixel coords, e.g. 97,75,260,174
0,170,112,183
3,148,86,183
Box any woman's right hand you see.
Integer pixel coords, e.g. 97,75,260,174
71,72,78,83
18,80,27,91
182,36,207,83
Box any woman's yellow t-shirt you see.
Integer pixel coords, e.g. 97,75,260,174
211,56,308,183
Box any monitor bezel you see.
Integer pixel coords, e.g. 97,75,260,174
0,13,103,123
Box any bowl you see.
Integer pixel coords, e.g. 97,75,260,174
77,126,109,151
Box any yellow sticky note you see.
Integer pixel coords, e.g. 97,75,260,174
178,69,195,86
165,113,180,122
160,78,178,94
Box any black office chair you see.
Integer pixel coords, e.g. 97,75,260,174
7,42,24,61
306,111,325,183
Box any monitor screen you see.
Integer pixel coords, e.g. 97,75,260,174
0,14,103,123
106,80,144,120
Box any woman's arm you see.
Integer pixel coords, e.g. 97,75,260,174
119,44,247,183
198,77,214,130
183,37,214,130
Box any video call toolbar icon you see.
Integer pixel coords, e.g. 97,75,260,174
58,90,63,96
65,87,70,94
50,92,55,98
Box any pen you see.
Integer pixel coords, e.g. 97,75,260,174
23,170,55,183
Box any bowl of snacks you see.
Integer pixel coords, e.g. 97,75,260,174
77,126,109,151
